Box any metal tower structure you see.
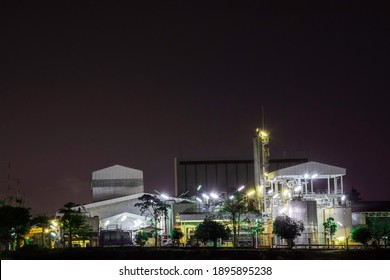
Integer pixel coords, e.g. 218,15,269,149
253,128,270,218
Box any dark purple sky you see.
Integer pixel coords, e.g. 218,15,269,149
1,1,389,215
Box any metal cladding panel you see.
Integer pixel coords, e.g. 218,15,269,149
92,186,144,202
92,165,143,180
289,200,318,230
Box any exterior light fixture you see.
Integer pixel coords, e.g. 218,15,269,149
197,185,202,191
202,193,210,199
304,174,309,179
294,185,302,192
247,190,255,196
268,189,273,195
311,174,318,179
238,185,245,192
161,193,169,199
229,195,235,200
279,207,287,214
273,193,279,199
196,197,202,203
210,193,219,199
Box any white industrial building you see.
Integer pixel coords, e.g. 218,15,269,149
267,161,351,246
81,165,195,246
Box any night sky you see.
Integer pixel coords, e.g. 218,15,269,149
1,1,389,215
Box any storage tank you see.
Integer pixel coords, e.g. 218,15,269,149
288,200,318,244
318,206,351,242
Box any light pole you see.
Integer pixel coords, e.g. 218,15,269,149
337,221,348,249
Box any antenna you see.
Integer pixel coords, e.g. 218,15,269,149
8,160,11,195
261,105,265,130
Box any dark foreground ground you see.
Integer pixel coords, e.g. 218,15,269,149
2,246,390,260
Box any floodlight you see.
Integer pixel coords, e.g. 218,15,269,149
210,193,219,199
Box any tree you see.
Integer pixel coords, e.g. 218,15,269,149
134,231,148,247
251,218,264,248
351,226,372,248
0,205,31,250
170,227,183,246
367,217,390,247
194,216,230,248
383,221,390,248
30,215,51,248
273,215,304,248
134,194,170,248
323,217,338,244
59,202,92,248
220,192,247,248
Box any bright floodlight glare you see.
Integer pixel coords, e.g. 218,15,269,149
196,197,202,203
311,174,318,179
197,185,202,191
260,130,268,137
279,207,287,214
304,174,309,179
202,193,210,199
238,185,245,191
104,220,110,226
341,195,346,201
210,193,219,199
161,194,169,199
247,190,255,196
